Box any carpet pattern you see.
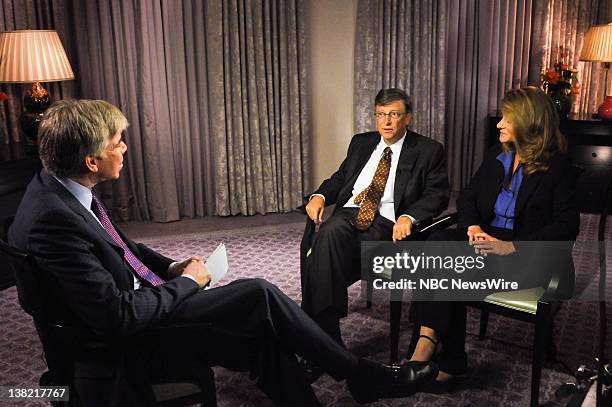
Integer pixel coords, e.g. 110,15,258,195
1,214,611,406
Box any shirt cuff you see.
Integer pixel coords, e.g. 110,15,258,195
309,194,325,203
179,274,199,284
398,214,416,224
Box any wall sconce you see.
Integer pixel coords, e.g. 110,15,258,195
0,30,75,146
579,22,612,120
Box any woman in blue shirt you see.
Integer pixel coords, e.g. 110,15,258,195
407,87,580,387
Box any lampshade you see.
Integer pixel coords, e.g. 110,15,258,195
579,23,612,62
0,30,74,83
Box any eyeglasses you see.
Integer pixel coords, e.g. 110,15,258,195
374,111,405,120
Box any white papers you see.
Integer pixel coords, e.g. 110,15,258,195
205,243,228,289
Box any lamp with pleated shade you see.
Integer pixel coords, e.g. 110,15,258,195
579,22,612,120
0,30,75,145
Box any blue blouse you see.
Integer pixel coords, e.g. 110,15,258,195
490,151,523,230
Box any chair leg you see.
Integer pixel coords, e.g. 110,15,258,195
531,302,552,407
479,309,489,340
366,280,373,309
390,300,402,364
201,367,217,407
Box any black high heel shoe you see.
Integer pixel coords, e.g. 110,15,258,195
413,334,465,394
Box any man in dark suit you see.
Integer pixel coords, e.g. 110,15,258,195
302,88,449,347
8,99,438,406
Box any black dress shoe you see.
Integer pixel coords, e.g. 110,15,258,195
299,358,324,384
347,359,439,403
422,376,463,394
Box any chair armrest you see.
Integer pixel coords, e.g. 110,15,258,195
414,212,458,235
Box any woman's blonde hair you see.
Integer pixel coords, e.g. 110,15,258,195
501,86,567,174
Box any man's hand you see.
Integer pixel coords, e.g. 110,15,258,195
174,257,212,289
169,256,203,277
306,195,325,225
392,216,413,242
470,232,516,256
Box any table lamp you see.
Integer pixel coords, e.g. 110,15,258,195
579,22,612,120
0,30,74,146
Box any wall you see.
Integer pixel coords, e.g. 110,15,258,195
306,0,358,188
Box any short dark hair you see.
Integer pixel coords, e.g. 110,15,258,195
375,88,412,113
38,99,129,178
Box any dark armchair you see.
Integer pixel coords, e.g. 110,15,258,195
299,211,458,364
0,220,217,407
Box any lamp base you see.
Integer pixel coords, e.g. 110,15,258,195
20,82,51,147
598,96,612,121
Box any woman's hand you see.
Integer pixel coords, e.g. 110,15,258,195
470,232,516,256
467,225,485,243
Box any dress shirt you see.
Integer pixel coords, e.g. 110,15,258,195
490,151,523,230
53,176,188,288
343,132,414,223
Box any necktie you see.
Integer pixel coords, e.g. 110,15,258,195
351,147,392,231
91,194,165,286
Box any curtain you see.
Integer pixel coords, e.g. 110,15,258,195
354,0,609,191
1,0,309,220
444,0,536,190
206,0,309,216
353,0,447,145
537,0,611,114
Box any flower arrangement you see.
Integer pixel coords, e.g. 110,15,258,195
541,46,579,96
0,92,7,102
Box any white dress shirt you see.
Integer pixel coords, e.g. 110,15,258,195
341,132,415,223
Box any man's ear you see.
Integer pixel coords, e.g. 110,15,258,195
84,155,98,173
404,113,413,126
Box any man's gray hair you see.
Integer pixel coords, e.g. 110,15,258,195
38,99,128,178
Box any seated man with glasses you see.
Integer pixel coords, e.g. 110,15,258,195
301,88,450,379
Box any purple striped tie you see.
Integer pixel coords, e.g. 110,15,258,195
91,194,165,287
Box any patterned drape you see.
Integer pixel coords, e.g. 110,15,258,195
355,0,610,191
353,0,447,145
0,0,309,220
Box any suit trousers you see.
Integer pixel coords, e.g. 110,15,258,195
146,278,358,406
301,208,394,340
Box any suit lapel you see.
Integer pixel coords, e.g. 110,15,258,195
515,171,543,218
343,135,379,196
393,131,419,213
42,172,121,249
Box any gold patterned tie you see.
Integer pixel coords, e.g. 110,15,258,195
351,147,392,230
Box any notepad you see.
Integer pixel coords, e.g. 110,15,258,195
205,243,229,289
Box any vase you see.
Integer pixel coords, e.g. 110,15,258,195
548,92,572,117
597,96,612,121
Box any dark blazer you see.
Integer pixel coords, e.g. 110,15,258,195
8,170,201,405
8,170,200,336
456,145,580,296
311,130,450,222
457,145,580,241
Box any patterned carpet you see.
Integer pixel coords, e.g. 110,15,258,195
1,214,611,406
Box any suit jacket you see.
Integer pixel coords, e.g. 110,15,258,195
311,130,450,223
8,170,201,405
456,145,580,241
456,146,580,296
